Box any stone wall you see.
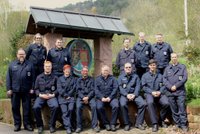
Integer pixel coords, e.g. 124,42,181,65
0,99,199,130
187,106,200,129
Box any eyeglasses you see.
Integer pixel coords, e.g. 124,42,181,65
125,66,131,69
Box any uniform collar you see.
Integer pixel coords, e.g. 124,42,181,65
100,74,111,80
16,59,27,65
148,71,158,76
138,40,147,45
64,75,71,79
169,63,180,68
123,48,131,52
55,47,63,51
81,76,90,80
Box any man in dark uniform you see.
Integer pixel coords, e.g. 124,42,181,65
163,53,189,132
6,48,34,132
133,32,151,78
57,65,76,134
33,61,59,134
95,65,119,131
47,38,71,77
118,62,146,131
151,33,173,74
142,59,170,132
75,66,100,133
116,38,136,74
26,33,47,77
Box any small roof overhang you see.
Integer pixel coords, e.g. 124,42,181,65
26,6,134,39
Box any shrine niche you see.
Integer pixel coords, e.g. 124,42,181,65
66,39,92,76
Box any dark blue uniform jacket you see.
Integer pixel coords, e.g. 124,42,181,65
6,60,35,92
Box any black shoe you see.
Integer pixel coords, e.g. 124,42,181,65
75,128,82,133
24,125,33,131
50,127,56,133
135,124,145,130
111,125,116,131
124,125,130,131
105,124,111,131
181,126,189,132
14,125,21,132
152,124,158,132
93,126,100,133
66,129,72,134
161,121,168,128
38,126,43,134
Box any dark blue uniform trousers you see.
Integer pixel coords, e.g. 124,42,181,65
120,96,146,125
11,92,31,127
33,97,59,128
76,98,98,129
145,94,169,124
96,98,119,125
168,95,188,127
60,99,75,130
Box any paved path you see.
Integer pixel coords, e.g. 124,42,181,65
0,122,198,134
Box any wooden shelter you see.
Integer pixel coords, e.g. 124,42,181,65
26,6,133,76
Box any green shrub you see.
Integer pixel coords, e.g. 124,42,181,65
0,64,8,99
183,45,200,65
112,62,120,77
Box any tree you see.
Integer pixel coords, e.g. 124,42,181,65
0,0,11,31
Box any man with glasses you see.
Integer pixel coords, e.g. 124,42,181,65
6,48,35,132
118,62,146,131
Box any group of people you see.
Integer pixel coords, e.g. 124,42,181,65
6,32,189,134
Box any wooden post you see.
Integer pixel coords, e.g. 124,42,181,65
93,37,112,77
43,33,62,51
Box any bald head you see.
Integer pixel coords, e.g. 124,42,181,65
101,65,110,78
124,62,132,74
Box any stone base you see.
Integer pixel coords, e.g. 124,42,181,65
0,99,176,129
0,99,13,124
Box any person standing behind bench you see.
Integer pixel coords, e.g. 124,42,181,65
116,38,136,74
33,61,59,134
133,32,151,78
47,38,71,77
151,33,173,74
26,33,47,77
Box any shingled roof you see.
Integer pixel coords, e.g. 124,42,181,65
26,6,133,38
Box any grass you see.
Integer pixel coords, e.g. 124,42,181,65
0,63,9,99
187,98,200,107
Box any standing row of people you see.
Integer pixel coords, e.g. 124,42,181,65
116,32,173,77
